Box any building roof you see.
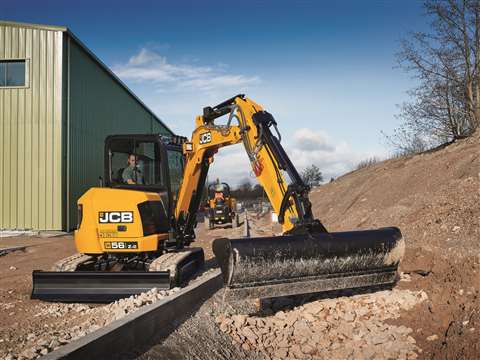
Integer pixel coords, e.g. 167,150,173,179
0,20,174,135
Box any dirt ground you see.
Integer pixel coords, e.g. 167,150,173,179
0,215,243,359
0,235,76,333
1,134,478,359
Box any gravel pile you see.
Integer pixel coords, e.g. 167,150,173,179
4,287,180,360
216,289,428,360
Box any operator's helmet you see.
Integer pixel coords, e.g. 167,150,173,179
214,183,225,192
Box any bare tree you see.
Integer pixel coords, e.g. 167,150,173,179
382,127,431,156
356,156,381,170
390,0,480,153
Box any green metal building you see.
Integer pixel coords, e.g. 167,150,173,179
0,21,173,231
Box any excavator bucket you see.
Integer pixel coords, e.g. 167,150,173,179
212,227,404,301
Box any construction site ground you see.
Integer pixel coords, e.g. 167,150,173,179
0,216,248,359
1,133,479,359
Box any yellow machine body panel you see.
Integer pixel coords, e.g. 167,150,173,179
75,187,169,254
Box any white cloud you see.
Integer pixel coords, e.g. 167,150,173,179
113,48,259,92
128,48,161,66
208,144,254,186
293,128,335,152
208,127,386,187
288,128,385,181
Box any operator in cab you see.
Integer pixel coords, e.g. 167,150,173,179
122,154,144,185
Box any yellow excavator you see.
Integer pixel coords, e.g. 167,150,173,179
32,95,404,302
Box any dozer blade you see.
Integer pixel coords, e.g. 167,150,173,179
212,227,404,300
32,248,205,303
31,271,171,302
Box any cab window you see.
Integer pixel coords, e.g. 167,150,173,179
108,138,163,187
167,149,184,196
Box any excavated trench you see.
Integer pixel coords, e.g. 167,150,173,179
126,215,429,360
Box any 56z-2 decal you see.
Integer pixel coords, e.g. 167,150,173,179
199,132,212,144
104,241,138,250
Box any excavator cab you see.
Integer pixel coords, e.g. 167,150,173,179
32,134,205,302
75,134,184,255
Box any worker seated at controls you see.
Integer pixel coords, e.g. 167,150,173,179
122,154,144,185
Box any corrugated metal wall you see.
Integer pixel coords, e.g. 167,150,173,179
0,24,63,230
66,37,171,229
0,22,172,231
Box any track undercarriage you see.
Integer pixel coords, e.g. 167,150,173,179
31,248,205,302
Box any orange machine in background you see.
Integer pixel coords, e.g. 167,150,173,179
204,180,239,230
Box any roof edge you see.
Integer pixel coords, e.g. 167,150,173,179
0,20,67,32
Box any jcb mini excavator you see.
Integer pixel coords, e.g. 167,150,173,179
32,95,404,302
204,180,239,230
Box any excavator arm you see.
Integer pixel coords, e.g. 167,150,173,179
174,95,325,243
174,95,405,301
173,114,242,243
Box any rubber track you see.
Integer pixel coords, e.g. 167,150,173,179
52,253,94,271
149,248,204,285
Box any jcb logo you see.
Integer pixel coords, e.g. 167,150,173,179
199,132,212,144
99,211,133,223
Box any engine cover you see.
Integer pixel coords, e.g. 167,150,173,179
74,187,170,254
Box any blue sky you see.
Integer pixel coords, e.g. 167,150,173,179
2,0,428,185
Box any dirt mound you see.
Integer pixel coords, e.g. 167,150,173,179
309,134,480,359
310,134,479,256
